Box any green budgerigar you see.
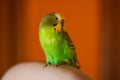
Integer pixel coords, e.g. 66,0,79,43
39,13,80,68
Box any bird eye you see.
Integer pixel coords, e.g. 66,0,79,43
55,17,58,20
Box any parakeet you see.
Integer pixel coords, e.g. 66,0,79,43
39,13,80,68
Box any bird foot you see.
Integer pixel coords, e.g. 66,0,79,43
76,66,80,69
44,62,51,67
55,61,66,67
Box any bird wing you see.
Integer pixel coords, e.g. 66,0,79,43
63,31,80,65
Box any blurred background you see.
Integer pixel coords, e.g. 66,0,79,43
0,0,120,80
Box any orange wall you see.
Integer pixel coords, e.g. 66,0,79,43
23,0,101,80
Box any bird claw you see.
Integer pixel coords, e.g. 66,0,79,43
76,66,80,69
44,62,51,67
44,64,48,67
55,61,66,67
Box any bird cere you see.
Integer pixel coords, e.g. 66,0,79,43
39,13,80,69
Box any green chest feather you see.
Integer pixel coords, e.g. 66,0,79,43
39,26,76,65
39,27,65,55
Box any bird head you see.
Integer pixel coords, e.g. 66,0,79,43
40,13,64,32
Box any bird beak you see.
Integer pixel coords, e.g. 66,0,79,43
60,19,64,27
55,19,64,33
